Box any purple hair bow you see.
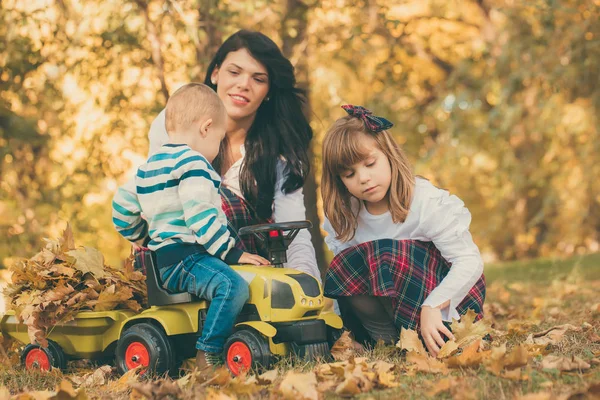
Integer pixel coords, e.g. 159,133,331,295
341,104,393,133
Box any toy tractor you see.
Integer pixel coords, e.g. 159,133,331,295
1,221,344,376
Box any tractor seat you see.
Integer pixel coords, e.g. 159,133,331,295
135,250,199,307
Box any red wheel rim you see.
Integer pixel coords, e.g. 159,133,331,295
125,342,150,371
226,341,252,376
25,348,51,371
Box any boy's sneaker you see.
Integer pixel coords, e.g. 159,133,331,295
195,349,222,370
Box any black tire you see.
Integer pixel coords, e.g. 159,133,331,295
21,339,66,371
291,341,331,362
224,329,273,375
115,322,176,377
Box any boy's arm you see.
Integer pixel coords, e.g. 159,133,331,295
112,178,148,242
177,159,243,264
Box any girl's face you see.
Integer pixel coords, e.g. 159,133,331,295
211,48,270,122
339,135,392,213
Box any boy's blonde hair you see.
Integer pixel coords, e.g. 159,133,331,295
165,83,226,134
321,116,415,242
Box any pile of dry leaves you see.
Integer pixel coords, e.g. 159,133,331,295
3,224,147,347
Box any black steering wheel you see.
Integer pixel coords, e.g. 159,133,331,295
238,221,312,266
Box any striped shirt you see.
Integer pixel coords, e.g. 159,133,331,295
112,143,243,268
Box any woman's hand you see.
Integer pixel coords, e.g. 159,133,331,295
239,252,270,266
420,305,455,357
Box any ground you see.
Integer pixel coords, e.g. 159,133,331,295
1,253,599,400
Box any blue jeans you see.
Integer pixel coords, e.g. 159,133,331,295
159,253,249,353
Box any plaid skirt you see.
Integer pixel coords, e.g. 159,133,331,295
220,185,271,259
324,239,486,331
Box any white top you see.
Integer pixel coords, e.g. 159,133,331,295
148,109,321,282
323,177,484,322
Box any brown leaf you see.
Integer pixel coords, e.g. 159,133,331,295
278,371,319,400
205,389,237,400
540,355,590,371
446,339,484,368
66,247,108,279
514,392,553,400
427,377,459,397
61,223,76,252
43,284,75,302
334,377,362,396
49,380,87,399
450,309,490,342
406,351,449,374
205,366,232,386
330,331,355,361
437,339,460,359
396,327,426,354
256,369,278,385
525,324,581,346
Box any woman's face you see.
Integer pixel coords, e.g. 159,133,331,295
211,48,270,122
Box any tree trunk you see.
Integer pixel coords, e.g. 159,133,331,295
280,0,327,276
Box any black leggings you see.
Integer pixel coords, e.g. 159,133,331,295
338,296,399,345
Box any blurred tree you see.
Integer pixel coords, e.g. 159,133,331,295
0,0,598,270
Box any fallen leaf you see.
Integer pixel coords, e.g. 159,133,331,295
256,369,278,385
406,351,449,374
540,355,590,371
205,389,237,400
330,331,355,361
437,339,459,359
514,392,553,400
525,324,581,346
278,371,319,400
427,377,459,397
450,309,490,345
396,328,426,354
446,339,484,368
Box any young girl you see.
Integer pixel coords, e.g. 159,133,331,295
321,105,485,357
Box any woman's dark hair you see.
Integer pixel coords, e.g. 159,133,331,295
205,30,312,220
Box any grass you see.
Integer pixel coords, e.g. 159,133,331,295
1,252,599,399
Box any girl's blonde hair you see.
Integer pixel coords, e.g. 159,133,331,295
321,116,415,242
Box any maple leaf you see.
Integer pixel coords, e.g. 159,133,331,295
450,309,491,343
60,223,76,252
66,247,108,279
540,355,590,371
406,351,449,374
446,339,484,368
330,330,355,361
396,327,427,354
524,324,581,346
278,371,319,400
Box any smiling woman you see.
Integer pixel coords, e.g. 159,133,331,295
147,30,320,283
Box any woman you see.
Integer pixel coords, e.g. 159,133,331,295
148,30,320,282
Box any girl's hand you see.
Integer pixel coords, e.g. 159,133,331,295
239,252,270,266
420,305,455,357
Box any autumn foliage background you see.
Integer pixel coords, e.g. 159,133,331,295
0,0,599,270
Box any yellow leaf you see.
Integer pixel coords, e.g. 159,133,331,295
66,247,107,279
53,380,87,399
446,339,483,368
437,339,459,359
450,309,490,342
406,351,449,374
426,377,459,397
396,327,426,354
335,377,362,396
205,389,237,400
257,369,278,384
278,371,319,400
